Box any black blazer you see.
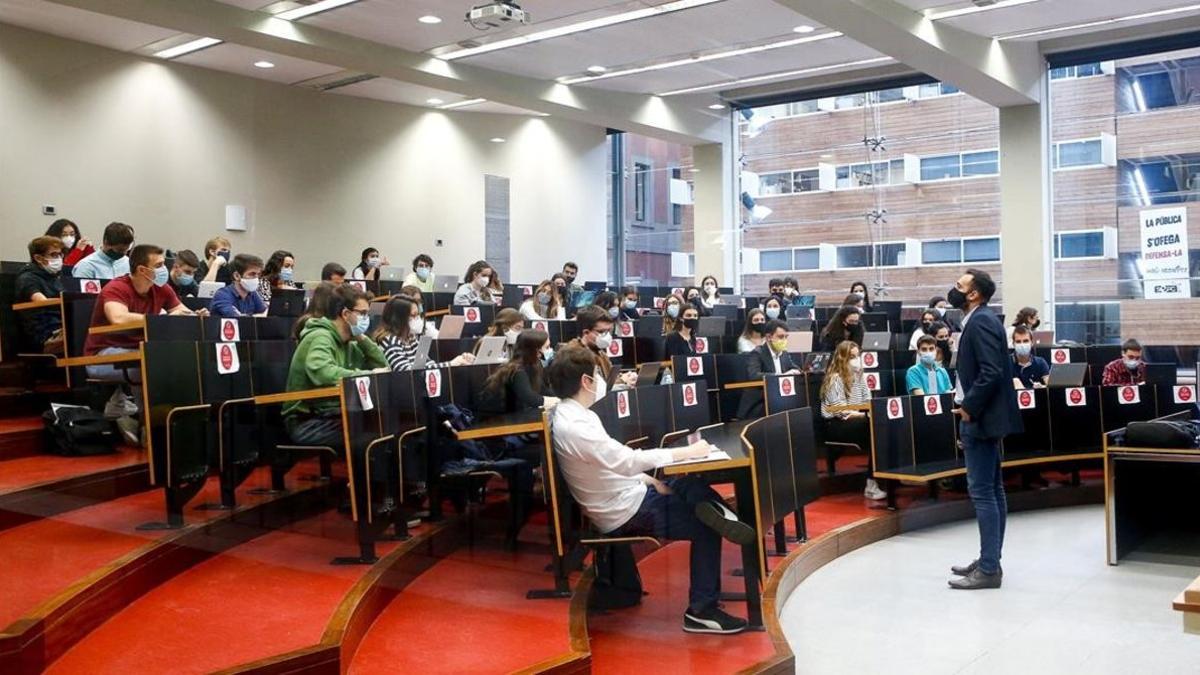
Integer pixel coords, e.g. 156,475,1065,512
957,305,1022,440
664,331,699,358
737,345,797,419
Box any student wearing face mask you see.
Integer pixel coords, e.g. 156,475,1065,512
928,295,962,332
259,250,296,305
45,218,94,271
373,296,473,372
479,330,560,415
738,320,800,419
168,250,201,299
783,277,800,301
594,291,622,322
662,294,685,334
1101,339,1146,386
520,280,566,321
211,254,268,318
454,260,496,306
476,308,524,361
819,340,883,500
665,305,702,358
761,296,785,323
283,285,387,449
196,236,233,284
908,309,939,350
404,254,435,293
699,275,721,308
842,293,865,311
16,236,66,355
767,278,786,304
351,247,389,281
906,336,953,395
566,306,638,389
619,286,641,321
849,281,873,313
547,344,755,635
1006,306,1040,349
71,222,134,280
818,305,863,352
737,308,767,353
1010,326,1049,389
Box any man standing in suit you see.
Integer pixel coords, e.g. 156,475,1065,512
948,269,1022,590
737,320,799,419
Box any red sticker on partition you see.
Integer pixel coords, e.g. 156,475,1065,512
216,343,239,375
924,395,942,415
779,376,795,397
1051,349,1070,364
671,287,684,297
682,382,698,407
1174,385,1196,404
865,372,880,391
861,351,878,369
1017,390,1035,410
1066,387,1087,407
608,339,623,357
695,337,709,354
464,307,480,323
82,279,101,294
221,318,239,342
617,321,633,337
617,390,631,419
355,376,374,411
887,398,903,419
520,286,533,297
533,320,548,333
425,370,442,398
350,280,366,292
1119,385,1140,404
654,297,666,310
687,357,703,376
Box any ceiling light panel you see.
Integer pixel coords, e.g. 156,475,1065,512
924,0,1040,21
275,0,361,21
996,3,1200,40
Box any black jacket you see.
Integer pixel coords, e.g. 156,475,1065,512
737,344,797,419
956,305,1022,440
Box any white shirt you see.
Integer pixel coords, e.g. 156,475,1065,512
908,327,926,350
519,299,565,321
771,347,783,374
551,398,674,533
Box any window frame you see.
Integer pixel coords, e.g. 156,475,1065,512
633,161,650,222
1053,137,1106,171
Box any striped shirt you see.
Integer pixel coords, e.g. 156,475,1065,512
820,371,871,419
377,334,452,372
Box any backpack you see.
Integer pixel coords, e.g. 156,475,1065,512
42,406,118,456
1125,420,1200,449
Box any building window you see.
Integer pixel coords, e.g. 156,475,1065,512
1054,139,1103,169
634,162,650,221
920,151,998,181
760,171,792,195
794,169,820,193
917,82,960,98
835,93,866,109
963,237,1001,262
874,242,906,267
1051,63,1106,80
922,239,962,264
837,245,872,268
963,150,999,177
1056,231,1105,259
794,248,820,270
760,249,792,272
921,154,961,181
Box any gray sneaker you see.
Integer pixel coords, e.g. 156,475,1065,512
115,416,140,447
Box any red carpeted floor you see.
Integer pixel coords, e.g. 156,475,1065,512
47,508,397,675
349,520,573,675
0,446,144,494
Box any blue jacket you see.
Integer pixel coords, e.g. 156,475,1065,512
957,305,1023,439
211,284,266,318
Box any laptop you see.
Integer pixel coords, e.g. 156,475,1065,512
802,352,831,373
572,290,597,308
786,331,813,353
790,294,816,309
1144,363,1178,386
378,266,407,282
1032,330,1055,347
786,318,813,332
583,281,607,292
1047,362,1087,387
697,316,726,338
861,312,889,332
268,290,305,317
635,315,665,338
432,274,459,292
636,362,662,387
438,314,465,339
861,331,891,351
474,336,508,365
412,334,434,370
197,281,223,299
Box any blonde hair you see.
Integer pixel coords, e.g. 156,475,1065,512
820,340,860,399
205,236,231,257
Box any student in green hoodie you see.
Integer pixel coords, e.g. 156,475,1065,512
283,284,387,448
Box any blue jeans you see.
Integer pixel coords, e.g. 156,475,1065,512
961,421,1006,574
610,477,723,613
86,347,141,383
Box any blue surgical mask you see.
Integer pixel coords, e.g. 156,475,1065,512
240,277,260,294
624,299,637,310
152,266,169,287
608,306,619,319
350,313,370,337
765,307,780,320
1014,343,1032,357
1124,358,1141,370
666,304,680,318
919,351,937,366
177,273,194,287
280,267,294,282
416,266,431,281
541,347,554,366
537,292,552,305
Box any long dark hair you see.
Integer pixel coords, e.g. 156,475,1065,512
463,259,492,284
291,282,337,339
1012,306,1038,328
485,329,549,394
820,306,861,344
357,247,378,275
45,219,80,251
372,295,417,342
849,281,871,310
264,250,293,287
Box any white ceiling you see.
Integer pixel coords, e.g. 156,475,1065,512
0,0,176,50
900,0,1200,40
175,42,345,83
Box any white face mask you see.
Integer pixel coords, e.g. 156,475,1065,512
505,328,521,345
593,331,613,351
408,316,425,334
367,256,381,268
585,370,607,403
44,257,63,274
704,284,716,295
60,236,76,249
849,357,862,371
477,275,491,288
240,277,261,294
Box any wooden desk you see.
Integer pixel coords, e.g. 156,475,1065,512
13,298,63,311
88,319,147,336
722,380,763,391
454,410,545,441
426,309,450,318
254,387,340,406
57,351,141,368
1173,574,1200,634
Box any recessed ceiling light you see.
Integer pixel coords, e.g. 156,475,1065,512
490,137,506,143
253,60,275,68
426,98,444,105
587,65,608,74
708,103,725,110
275,0,360,21
793,25,815,33
153,37,223,59
418,15,442,24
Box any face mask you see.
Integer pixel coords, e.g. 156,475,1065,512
477,275,491,288
416,266,431,281
704,284,716,295
937,339,952,356
409,317,426,334
919,351,937,365
849,357,862,371
1124,358,1141,370
666,304,680,319
541,347,554,367
217,250,231,262
177,273,194,287
624,299,637,310
61,236,76,249
935,306,947,317
749,322,765,334
152,265,169,287
921,321,933,331
586,370,607,402
765,307,780,320
947,287,968,310
240,277,260,294
847,323,863,336
770,338,788,353
349,312,370,337
683,318,699,331
367,257,381,269
687,294,699,302
1014,343,1032,357
44,257,63,274
280,267,294,282
853,291,865,299
105,248,126,262
593,331,613,351
417,304,424,316
1031,320,1041,330
537,292,552,305
607,306,620,319
505,328,521,345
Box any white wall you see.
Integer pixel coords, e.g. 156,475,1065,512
0,22,608,283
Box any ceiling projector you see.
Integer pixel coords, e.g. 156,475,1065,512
467,2,530,29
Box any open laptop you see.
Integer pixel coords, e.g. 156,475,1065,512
1144,363,1178,386
378,266,407,282
802,352,831,373
438,314,465,339
268,290,306,317
786,331,813,353
412,334,434,370
572,290,597,308
636,362,662,387
861,331,891,351
1032,330,1055,347
197,281,223,299
432,274,459,292
1047,362,1087,387
790,294,816,309
474,336,508,365
583,281,607,292
697,316,726,338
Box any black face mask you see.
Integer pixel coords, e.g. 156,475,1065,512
936,339,952,356
947,287,968,309
749,323,764,334
847,323,864,339
1031,319,1041,330
921,321,933,331
683,318,700,331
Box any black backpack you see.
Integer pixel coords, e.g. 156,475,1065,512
42,406,118,456
1125,420,1200,449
